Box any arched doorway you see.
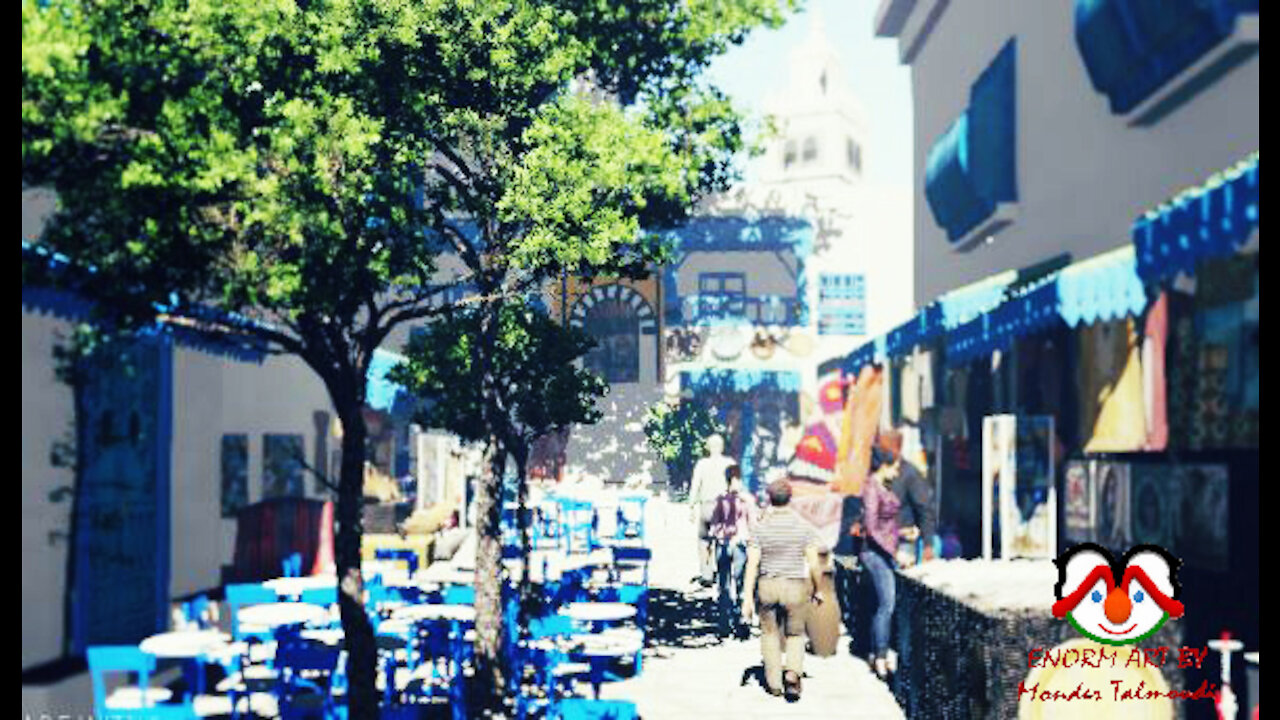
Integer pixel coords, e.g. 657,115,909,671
569,284,656,385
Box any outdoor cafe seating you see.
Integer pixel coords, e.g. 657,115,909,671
87,491,653,719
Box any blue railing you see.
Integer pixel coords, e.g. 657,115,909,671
678,293,801,326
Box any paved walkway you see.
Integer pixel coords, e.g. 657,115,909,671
599,494,906,719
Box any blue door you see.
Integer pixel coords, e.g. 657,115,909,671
71,334,172,652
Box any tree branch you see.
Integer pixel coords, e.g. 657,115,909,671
294,450,341,495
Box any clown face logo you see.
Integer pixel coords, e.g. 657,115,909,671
1052,543,1185,646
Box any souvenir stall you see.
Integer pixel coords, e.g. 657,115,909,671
678,368,802,495
822,154,1258,719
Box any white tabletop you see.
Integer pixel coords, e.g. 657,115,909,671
390,604,477,623
559,603,637,623
300,628,346,645
262,575,337,596
140,630,230,659
237,602,329,628
575,636,643,657
418,565,474,585
377,573,422,588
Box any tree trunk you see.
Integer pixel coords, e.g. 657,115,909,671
511,440,532,620
334,403,379,719
470,436,508,715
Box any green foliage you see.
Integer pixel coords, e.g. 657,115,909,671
22,0,797,343
389,300,606,445
22,0,799,711
642,398,723,490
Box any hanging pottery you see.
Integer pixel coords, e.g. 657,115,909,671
709,325,747,361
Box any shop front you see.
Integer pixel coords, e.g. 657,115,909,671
820,153,1259,719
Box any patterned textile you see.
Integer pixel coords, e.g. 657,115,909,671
1196,255,1257,308
788,423,837,484
1079,318,1147,453
789,490,845,552
1165,292,1199,450
1167,284,1257,449
833,365,884,497
918,347,937,411
1142,293,1169,451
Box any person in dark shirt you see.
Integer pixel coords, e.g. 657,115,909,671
709,465,757,638
878,428,937,565
832,493,864,649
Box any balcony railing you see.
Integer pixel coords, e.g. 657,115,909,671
679,293,802,327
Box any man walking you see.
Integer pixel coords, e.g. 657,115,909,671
689,434,736,586
741,479,826,701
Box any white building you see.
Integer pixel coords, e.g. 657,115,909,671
640,14,916,491
874,0,1259,306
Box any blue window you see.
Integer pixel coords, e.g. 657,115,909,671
818,274,866,336
698,272,746,297
925,39,1018,245
1074,0,1256,116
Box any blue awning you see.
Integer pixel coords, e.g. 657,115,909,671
943,246,1145,367
938,270,1017,330
1074,0,1252,115
924,40,1018,245
1132,153,1259,284
835,245,1151,373
925,113,993,243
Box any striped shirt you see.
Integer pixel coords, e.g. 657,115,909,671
748,507,824,580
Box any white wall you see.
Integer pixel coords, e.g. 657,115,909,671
22,311,78,669
169,348,337,598
563,382,668,487
21,306,338,669
905,0,1260,305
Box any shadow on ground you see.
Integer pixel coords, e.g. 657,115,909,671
645,587,735,650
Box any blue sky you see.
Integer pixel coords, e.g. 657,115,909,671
705,0,915,190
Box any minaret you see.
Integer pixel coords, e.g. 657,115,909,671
756,9,869,210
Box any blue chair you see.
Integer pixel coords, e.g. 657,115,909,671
374,548,419,575
300,586,338,608
597,585,647,626
225,583,278,641
177,594,212,630
442,585,475,605
611,547,652,586
407,618,455,690
614,496,647,543
534,501,563,550
557,498,598,553
282,552,304,578
86,646,173,715
548,699,638,720
275,643,341,720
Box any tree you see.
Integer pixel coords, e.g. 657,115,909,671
23,1,796,715
643,398,725,498
389,300,604,702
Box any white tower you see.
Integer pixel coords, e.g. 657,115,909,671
756,9,870,213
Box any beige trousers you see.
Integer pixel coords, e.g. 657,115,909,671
756,576,811,691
